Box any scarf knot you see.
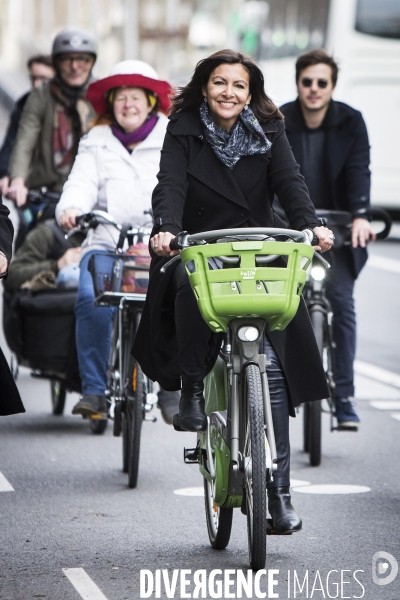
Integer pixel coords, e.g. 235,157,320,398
199,102,272,169
111,114,158,150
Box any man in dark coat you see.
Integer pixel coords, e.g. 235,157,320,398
0,198,25,415
280,49,376,429
0,54,54,196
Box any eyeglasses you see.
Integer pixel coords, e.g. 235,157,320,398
300,77,329,89
58,55,93,66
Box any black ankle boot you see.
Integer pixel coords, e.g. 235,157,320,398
172,378,207,432
267,487,302,534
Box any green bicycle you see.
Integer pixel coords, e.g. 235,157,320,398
167,226,320,571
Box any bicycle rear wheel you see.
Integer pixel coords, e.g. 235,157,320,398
203,461,233,549
243,364,266,571
50,380,66,416
307,308,325,467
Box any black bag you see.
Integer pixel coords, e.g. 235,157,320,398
3,288,81,391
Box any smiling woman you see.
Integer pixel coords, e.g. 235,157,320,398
133,49,334,536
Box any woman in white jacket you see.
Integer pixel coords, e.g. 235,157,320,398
56,60,174,419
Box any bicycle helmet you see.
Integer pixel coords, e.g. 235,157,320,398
52,28,97,60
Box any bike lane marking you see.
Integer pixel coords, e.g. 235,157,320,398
63,568,109,600
367,254,400,274
0,471,14,492
354,361,400,389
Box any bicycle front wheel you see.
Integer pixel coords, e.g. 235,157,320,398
126,312,144,489
243,364,266,571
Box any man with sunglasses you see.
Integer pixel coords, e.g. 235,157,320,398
280,49,376,430
7,28,97,208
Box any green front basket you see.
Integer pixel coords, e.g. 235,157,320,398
181,240,314,333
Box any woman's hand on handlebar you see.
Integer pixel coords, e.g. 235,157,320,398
151,231,180,257
351,218,376,248
312,225,335,252
59,209,82,230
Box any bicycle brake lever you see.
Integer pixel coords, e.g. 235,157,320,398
160,255,181,274
314,252,331,269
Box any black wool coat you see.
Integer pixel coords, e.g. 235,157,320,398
280,99,371,277
133,111,329,414
0,199,25,416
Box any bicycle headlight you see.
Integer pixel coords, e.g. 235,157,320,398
311,265,326,281
237,326,259,342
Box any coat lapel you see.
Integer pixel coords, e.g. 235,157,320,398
187,139,250,210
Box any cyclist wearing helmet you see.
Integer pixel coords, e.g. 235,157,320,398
7,28,97,208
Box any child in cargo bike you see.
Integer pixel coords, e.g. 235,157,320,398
57,60,179,423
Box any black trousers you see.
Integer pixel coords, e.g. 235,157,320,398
325,248,356,398
170,262,290,488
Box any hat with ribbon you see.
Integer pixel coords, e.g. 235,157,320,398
87,60,172,115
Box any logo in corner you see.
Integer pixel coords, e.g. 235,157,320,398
372,551,398,586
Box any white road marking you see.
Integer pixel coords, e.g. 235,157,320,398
290,479,311,488
367,255,400,274
0,472,14,492
391,413,400,422
63,568,109,600
369,400,400,410
294,484,371,495
173,487,204,496
354,361,400,390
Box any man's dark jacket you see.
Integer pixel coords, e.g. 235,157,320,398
0,93,29,178
0,199,25,415
280,99,370,277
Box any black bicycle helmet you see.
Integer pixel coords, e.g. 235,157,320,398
52,28,97,60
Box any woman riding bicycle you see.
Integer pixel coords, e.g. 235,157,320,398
133,50,333,535
56,60,177,421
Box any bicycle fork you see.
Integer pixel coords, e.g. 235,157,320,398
228,319,278,479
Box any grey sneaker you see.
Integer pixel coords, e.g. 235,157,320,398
72,395,108,418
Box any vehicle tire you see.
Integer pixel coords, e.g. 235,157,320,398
122,410,129,473
127,362,144,488
113,401,122,437
308,308,325,467
303,402,309,452
127,312,144,489
243,364,266,571
50,380,66,416
89,418,108,435
203,463,233,549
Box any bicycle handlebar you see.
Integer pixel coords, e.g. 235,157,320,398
169,227,312,251
367,208,392,240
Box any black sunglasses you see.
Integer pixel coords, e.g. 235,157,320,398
301,77,329,89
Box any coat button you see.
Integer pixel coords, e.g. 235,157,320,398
198,207,204,215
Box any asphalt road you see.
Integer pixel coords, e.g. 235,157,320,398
0,236,399,600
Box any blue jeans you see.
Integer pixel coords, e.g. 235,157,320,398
325,248,356,398
75,250,115,395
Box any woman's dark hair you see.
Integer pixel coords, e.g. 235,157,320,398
170,49,282,123
295,49,339,86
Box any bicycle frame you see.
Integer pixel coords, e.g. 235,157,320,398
175,226,316,568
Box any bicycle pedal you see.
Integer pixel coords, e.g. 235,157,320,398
184,447,199,464
266,518,293,536
144,415,157,422
90,413,108,420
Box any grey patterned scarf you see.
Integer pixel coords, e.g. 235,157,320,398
199,102,272,169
